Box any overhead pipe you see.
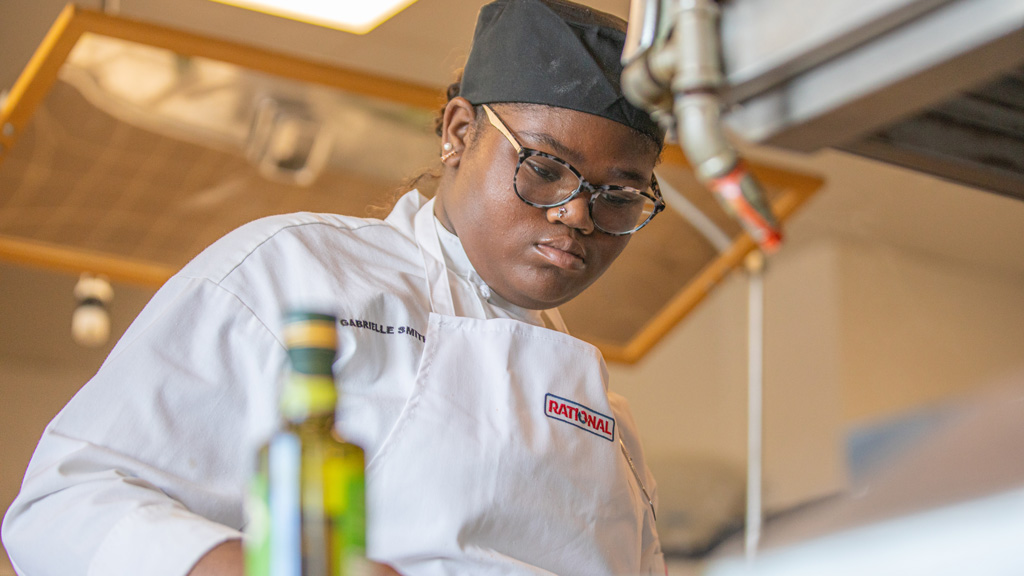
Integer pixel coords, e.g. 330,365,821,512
622,0,782,252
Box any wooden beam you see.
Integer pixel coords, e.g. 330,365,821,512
0,5,824,364
0,4,444,170
597,162,823,364
0,5,85,167
0,235,175,288
70,7,443,110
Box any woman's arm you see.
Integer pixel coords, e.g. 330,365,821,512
2,276,285,576
186,541,402,576
188,540,243,576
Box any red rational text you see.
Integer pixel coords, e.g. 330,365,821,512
544,394,615,441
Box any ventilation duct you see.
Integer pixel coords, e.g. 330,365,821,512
721,0,1024,201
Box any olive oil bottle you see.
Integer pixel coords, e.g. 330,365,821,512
246,311,369,576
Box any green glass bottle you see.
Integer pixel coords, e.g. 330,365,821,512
245,311,369,576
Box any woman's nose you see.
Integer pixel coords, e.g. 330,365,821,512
546,196,594,234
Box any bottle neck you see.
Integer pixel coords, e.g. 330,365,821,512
280,373,337,425
288,411,337,435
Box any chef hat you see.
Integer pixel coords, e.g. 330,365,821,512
460,0,664,146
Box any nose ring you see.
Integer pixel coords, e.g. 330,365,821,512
557,207,567,219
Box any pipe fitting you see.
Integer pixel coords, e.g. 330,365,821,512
671,0,724,94
675,93,737,181
676,92,782,252
621,52,676,128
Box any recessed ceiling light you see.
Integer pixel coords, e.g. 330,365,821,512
210,0,420,35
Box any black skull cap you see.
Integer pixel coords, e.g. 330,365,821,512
460,0,665,146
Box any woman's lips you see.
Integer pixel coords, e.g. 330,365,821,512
535,238,586,271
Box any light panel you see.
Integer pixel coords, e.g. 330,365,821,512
209,0,419,34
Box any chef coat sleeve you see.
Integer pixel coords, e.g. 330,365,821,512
2,274,287,576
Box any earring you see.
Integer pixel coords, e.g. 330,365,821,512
557,207,567,219
440,142,457,162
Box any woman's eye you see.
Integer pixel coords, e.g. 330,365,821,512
526,159,559,182
600,192,635,207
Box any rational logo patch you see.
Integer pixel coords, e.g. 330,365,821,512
544,393,615,442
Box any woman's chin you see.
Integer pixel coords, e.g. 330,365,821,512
496,278,590,311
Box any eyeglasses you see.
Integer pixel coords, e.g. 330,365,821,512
482,105,664,236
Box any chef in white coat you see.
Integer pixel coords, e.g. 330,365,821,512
2,0,668,574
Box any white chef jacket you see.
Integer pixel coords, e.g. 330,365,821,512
2,190,659,576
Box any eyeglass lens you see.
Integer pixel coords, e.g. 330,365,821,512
516,155,656,234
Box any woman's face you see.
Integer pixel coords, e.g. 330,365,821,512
435,98,660,310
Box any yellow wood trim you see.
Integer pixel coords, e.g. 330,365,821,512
0,4,442,284
0,5,824,364
0,5,85,165
0,235,175,287
660,145,691,168
0,4,443,170
70,7,443,110
597,159,824,364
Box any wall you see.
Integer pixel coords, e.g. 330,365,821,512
612,223,1024,576
610,232,847,512
0,357,100,575
610,228,1024,517
0,264,154,575
0,0,102,93
838,240,1024,424
3,180,1024,574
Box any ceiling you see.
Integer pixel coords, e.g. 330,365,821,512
1,0,813,362
2,0,1024,373
0,0,632,95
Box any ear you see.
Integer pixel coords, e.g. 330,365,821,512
440,97,476,168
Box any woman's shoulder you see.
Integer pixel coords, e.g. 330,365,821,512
183,198,424,285
161,191,430,327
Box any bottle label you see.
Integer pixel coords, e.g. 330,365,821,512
244,470,270,576
269,434,302,576
324,454,368,574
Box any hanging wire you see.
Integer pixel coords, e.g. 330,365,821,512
101,0,121,15
745,250,766,563
655,170,733,254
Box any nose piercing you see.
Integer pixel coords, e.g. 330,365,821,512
557,207,567,219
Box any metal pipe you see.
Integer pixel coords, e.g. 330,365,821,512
675,92,782,251
622,0,783,252
671,0,783,252
676,92,736,181
621,0,678,131
744,250,766,562
671,0,724,92
656,169,733,253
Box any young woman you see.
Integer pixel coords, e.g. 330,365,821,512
3,1,667,574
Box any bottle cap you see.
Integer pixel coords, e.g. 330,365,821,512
283,311,337,375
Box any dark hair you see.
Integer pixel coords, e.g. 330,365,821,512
433,74,493,145
380,80,465,209
434,76,469,137
387,75,483,206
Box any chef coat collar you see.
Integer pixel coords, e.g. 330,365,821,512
386,190,554,327
432,216,547,327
